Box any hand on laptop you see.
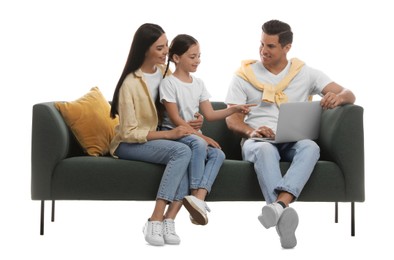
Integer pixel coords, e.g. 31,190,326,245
251,126,275,139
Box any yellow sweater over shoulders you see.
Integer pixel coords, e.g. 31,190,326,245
236,58,305,106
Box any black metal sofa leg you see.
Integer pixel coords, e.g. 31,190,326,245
351,202,355,236
40,200,44,235
335,202,356,236
52,200,55,222
40,200,56,235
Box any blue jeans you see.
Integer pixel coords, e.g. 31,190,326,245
242,139,320,204
115,140,191,202
176,134,225,193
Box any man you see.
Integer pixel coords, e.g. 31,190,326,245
225,19,355,249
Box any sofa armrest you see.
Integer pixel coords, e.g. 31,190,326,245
31,102,71,200
318,104,365,201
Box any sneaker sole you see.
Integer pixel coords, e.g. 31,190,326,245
276,207,298,249
189,215,200,225
164,238,181,245
145,237,165,246
183,197,208,225
258,205,278,229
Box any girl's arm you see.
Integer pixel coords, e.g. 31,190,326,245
199,100,255,121
163,100,222,148
163,101,196,132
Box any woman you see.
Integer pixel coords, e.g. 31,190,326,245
109,23,202,246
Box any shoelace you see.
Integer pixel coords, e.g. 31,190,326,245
150,221,163,236
164,220,176,235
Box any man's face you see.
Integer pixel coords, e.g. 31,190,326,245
259,33,290,68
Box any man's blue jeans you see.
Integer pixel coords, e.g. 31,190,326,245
242,139,320,204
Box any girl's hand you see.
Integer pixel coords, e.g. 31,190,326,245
202,135,221,149
233,104,257,115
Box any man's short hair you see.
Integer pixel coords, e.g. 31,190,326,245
262,20,293,47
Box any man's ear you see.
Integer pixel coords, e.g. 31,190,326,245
284,43,292,53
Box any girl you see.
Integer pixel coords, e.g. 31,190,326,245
159,34,254,225
110,24,202,246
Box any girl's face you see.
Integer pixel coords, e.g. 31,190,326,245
175,43,201,73
145,33,169,65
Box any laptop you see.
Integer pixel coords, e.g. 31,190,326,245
250,101,322,143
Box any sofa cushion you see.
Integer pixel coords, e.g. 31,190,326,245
55,87,118,156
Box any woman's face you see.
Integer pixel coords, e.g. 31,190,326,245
145,33,169,65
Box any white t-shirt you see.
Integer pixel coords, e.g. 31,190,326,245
160,74,211,129
143,69,162,102
225,61,332,132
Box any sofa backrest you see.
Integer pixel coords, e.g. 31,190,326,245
201,102,243,160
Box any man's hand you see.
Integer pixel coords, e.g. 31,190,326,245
320,91,342,109
248,126,275,139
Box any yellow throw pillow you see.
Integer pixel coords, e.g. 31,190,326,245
55,87,119,156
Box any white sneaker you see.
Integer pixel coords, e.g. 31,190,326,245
163,219,181,245
142,219,164,246
183,195,210,225
276,207,298,249
258,202,284,229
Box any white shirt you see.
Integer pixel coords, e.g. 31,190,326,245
225,61,332,132
143,68,162,102
160,74,211,129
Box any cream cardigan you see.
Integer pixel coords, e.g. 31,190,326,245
109,65,167,157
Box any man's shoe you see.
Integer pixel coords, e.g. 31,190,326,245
142,219,164,246
183,195,210,225
258,202,284,229
276,207,298,249
163,219,181,245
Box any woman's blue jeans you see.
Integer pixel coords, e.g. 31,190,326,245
115,140,192,202
176,134,225,193
242,139,320,204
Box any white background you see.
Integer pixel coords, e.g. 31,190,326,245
1,0,392,259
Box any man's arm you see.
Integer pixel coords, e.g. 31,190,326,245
321,82,356,109
226,104,276,139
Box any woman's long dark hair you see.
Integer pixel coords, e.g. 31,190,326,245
110,23,165,119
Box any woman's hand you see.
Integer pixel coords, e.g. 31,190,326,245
167,125,194,140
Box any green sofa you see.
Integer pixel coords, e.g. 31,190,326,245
31,101,365,236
